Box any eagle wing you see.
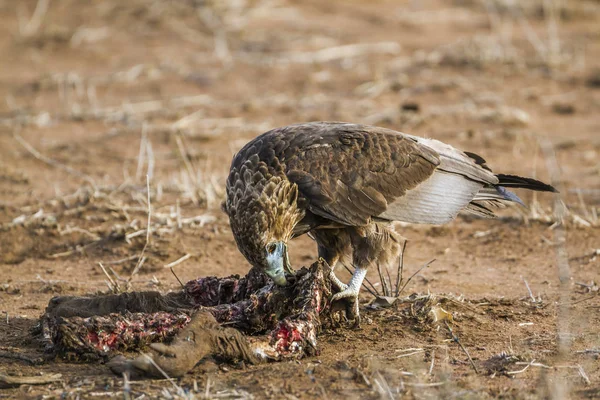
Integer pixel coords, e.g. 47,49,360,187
280,122,501,226
278,123,426,225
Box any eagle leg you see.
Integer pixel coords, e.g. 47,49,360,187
330,266,367,326
329,270,348,292
314,229,352,292
317,257,348,291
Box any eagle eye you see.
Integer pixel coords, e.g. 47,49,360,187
267,242,277,254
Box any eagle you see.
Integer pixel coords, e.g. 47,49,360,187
224,122,556,321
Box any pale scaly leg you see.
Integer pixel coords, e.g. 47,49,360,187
318,257,347,291
330,266,367,302
330,266,367,324
329,268,348,292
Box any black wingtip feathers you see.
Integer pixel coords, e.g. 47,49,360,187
496,174,558,193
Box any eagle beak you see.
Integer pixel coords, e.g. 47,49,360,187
265,267,287,286
265,241,292,286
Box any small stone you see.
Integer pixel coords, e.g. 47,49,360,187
585,69,600,88
552,102,575,115
400,102,420,113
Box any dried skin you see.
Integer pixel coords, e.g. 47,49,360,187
108,312,260,378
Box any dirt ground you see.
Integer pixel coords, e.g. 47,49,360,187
0,0,599,398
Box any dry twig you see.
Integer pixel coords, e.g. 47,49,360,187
99,262,121,293
163,254,192,269
13,131,95,185
0,373,61,389
18,0,50,37
445,321,479,374
164,254,191,290
127,175,152,289
397,259,436,296
394,240,408,297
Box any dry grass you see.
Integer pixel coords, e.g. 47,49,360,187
0,0,598,398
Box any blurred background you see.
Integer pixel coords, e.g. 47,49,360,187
0,0,599,398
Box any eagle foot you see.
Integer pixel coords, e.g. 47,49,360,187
330,290,361,328
330,298,360,328
328,265,367,328
318,257,349,292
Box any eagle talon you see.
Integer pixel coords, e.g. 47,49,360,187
330,289,361,327
330,287,359,303
330,287,361,325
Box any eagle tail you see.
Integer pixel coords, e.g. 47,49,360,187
495,174,558,193
466,175,557,218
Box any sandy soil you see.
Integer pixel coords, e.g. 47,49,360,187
0,0,599,398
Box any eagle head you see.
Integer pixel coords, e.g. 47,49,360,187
226,176,303,287
263,240,292,286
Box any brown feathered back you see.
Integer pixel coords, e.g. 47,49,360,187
225,122,442,266
282,123,440,225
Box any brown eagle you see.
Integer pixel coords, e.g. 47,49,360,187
224,122,556,320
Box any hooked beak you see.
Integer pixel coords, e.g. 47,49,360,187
265,241,293,286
